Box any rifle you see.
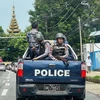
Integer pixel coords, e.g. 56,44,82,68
55,56,69,66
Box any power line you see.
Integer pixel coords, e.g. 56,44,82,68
66,6,99,38
47,8,72,29
41,0,74,18
48,3,81,29
34,4,72,30
67,28,79,38
0,36,26,39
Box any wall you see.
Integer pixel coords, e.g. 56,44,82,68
90,51,100,71
83,43,100,61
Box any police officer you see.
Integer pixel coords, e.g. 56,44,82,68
27,21,38,44
33,33,51,60
27,21,41,59
49,33,69,61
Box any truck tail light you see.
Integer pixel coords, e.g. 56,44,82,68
81,62,86,78
17,62,23,77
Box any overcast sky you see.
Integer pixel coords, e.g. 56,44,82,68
0,0,35,32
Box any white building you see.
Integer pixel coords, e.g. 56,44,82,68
83,43,100,61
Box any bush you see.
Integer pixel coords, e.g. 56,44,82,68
86,76,100,84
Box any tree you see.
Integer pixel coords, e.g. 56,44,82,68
24,26,31,33
0,26,4,34
0,33,28,61
28,0,100,55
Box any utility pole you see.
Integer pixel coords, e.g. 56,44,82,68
78,17,83,61
44,14,48,33
45,17,48,33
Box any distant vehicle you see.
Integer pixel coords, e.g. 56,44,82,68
14,62,18,72
7,64,12,70
0,57,3,62
6,64,10,70
11,62,18,72
16,43,86,100
0,63,6,71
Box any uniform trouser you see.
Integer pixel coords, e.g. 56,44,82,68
29,47,39,59
29,47,35,59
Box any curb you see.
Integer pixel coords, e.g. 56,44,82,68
86,76,100,84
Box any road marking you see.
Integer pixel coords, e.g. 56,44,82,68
8,74,10,77
6,77,10,79
1,89,8,96
3,80,6,83
5,83,10,86
7,80,9,82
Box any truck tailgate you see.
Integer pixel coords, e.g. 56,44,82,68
19,60,85,84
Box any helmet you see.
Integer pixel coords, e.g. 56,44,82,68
63,35,67,41
56,33,65,40
35,32,44,41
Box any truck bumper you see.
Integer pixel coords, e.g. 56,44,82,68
18,84,85,97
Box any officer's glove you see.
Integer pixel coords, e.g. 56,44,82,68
32,46,36,50
33,58,38,60
54,58,58,61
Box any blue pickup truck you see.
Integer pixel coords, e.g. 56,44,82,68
16,43,86,100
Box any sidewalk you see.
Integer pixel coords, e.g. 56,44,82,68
86,71,100,77
86,81,100,96
86,71,100,96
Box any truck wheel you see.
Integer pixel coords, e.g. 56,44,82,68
16,89,26,100
65,96,72,100
16,98,26,100
73,97,84,100
16,79,26,100
27,97,35,100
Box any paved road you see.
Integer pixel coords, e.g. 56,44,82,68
0,70,100,100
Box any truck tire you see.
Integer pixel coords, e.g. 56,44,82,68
65,96,72,100
16,76,26,100
16,98,26,100
27,97,35,100
16,87,26,100
73,97,84,100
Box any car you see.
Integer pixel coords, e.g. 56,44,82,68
9,64,12,70
13,62,18,72
16,43,86,100
6,64,9,70
10,62,18,72
11,65,15,71
0,63,6,71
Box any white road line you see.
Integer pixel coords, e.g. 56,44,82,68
6,70,9,73
8,74,10,77
1,89,8,96
6,77,10,79
7,80,9,82
5,83,10,86
3,80,6,83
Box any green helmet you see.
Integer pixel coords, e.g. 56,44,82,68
56,33,65,40
63,35,67,41
35,32,44,41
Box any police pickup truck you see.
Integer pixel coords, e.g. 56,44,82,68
16,43,86,100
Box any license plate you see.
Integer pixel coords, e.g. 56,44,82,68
44,84,60,91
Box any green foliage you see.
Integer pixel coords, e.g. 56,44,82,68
24,26,32,33
0,33,28,61
93,76,100,79
0,26,4,34
28,0,100,55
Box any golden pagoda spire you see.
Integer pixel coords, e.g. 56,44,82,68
7,5,21,34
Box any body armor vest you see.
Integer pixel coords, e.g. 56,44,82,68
52,44,65,57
